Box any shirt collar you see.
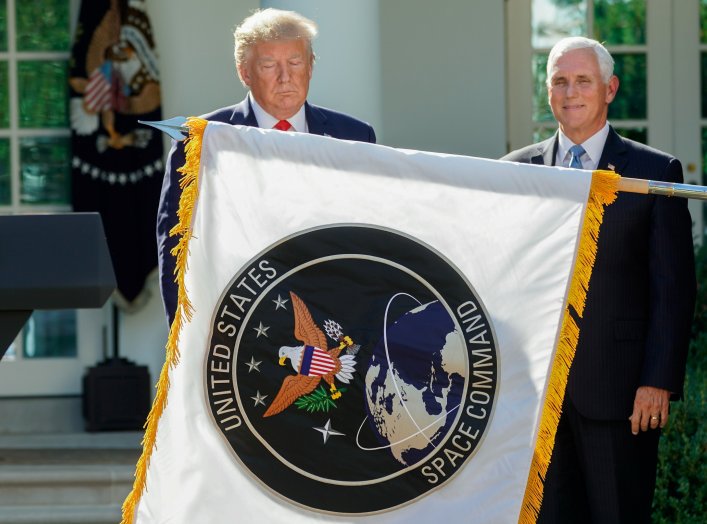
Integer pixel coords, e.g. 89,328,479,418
556,122,610,170
248,93,308,132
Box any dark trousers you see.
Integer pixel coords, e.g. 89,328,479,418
538,396,661,524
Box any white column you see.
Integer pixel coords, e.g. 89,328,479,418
261,0,382,137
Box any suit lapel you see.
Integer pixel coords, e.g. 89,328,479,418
305,102,331,137
229,97,259,127
597,127,633,222
597,126,629,175
531,135,557,166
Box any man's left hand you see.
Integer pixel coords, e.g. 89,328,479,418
629,386,670,435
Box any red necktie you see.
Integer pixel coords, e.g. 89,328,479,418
273,120,292,131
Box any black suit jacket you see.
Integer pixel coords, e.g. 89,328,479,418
502,127,695,420
156,97,376,326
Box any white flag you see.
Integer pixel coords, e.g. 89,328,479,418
123,120,617,524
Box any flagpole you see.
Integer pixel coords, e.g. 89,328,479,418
618,177,707,200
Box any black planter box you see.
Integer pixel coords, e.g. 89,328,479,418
83,357,150,432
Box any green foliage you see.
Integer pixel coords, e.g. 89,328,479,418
593,0,646,45
0,1,6,52
0,60,7,128
546,0,646,45
701,54,707,120
609,54,647,120
653,244,707,523
0,138,8,205
690,241,707,338
294,386,347,414
15,0,70,52
18,60,68,129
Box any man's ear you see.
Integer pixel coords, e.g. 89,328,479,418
238,64,251,87
606,75,619,104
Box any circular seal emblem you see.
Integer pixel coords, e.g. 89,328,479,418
205,225,498,514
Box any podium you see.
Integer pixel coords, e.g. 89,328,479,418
0,213,116,358
0,213,150,431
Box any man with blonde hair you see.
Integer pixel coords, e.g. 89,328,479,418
502,36,695,523
157,9,376,325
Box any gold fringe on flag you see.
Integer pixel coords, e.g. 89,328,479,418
518,170,619,523
121,117,208,524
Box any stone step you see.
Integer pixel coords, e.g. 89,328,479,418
0,431,143,452
0,448,140,466
0,432,141,516
0,504,122,524
0,464,135,506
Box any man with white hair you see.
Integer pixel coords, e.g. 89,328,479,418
502,36,695,523
157,8,376,325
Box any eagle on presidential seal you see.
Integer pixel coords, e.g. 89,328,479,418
263,292,359,417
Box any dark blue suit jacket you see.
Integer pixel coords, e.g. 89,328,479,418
156,97,376,326
502,127,695,419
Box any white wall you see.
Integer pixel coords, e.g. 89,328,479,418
118,277,168,394
380,0,507,157
146,0,256,119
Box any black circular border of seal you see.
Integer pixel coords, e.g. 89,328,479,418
205,225,498,514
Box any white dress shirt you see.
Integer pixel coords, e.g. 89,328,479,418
248,93,308,132
555,122,610,170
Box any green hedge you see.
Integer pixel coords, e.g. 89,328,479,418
652,245,707,523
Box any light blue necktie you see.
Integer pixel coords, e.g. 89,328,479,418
568,144,586,169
